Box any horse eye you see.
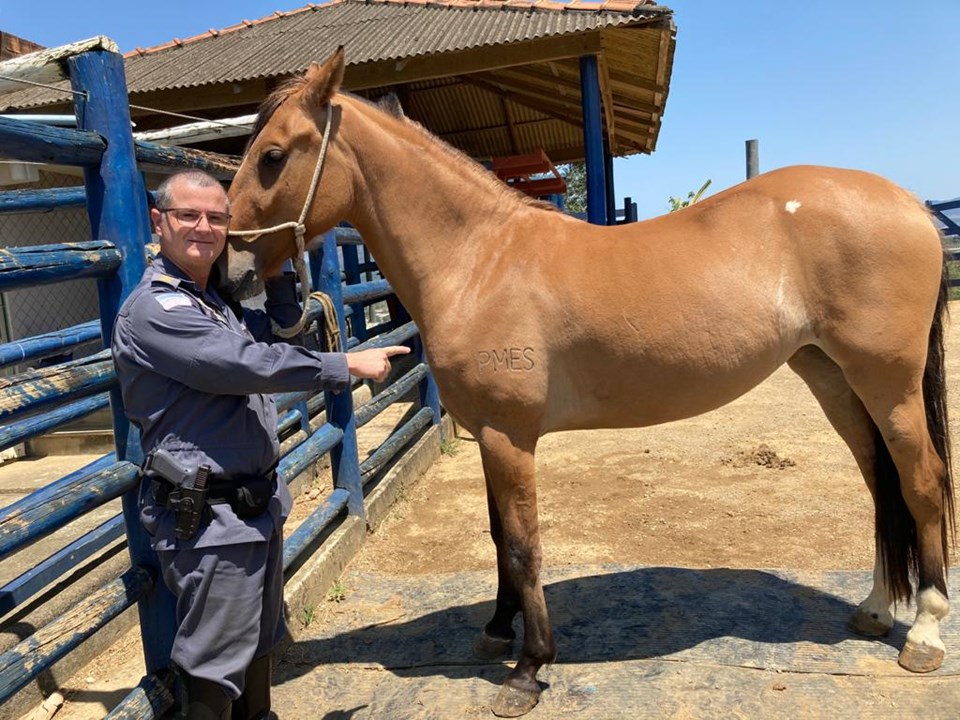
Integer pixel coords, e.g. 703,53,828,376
261,149,286,166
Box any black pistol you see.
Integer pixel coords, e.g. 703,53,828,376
147,450,212,541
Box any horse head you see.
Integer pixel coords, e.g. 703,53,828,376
219,47,352,299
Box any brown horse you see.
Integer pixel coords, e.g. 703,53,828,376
221,49,955,717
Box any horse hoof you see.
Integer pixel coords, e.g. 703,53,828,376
474,631,512,661
899,640,944,673
492,684,540,718
847,608,892,637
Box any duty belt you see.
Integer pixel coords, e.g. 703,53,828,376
151,470,278,521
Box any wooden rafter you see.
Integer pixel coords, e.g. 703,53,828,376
463,76,583,130
597,55,617,150
500,97,520,156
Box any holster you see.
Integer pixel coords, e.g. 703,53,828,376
144,450,211,540
150,466,278,528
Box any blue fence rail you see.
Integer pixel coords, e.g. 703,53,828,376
0,40,441,716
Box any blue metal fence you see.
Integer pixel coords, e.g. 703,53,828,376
0,40,441,716
931,199,960,288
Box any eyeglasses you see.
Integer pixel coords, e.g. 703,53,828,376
158,207,232,230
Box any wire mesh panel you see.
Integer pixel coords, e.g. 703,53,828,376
0,170,98,356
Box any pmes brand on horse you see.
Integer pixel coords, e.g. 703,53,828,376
222,48,954,717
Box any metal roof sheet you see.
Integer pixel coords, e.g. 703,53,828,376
117,0,669,93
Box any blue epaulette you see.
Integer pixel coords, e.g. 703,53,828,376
151,272,182,290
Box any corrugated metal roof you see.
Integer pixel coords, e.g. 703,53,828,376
116,0,668,93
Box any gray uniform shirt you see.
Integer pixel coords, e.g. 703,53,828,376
112,255,350,549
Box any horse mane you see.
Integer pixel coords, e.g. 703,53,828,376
247,75,559,213
245,74,309,152
357,95,560,213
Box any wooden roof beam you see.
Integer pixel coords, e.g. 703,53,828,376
436,115,571,143
480,73,586,115
128,79,269,118
462,76,584,131
501,97,520,156
597,56,617,150
498,63,661,116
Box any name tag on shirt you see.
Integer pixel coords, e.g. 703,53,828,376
154,293,192,311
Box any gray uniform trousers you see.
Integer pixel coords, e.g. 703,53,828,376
141,478,293,700
157,520,285,699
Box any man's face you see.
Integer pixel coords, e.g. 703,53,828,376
151,179,230,284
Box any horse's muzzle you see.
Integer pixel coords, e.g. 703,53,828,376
217,265,264,301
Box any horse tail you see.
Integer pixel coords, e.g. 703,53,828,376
874,256,955,602
923,259,956,573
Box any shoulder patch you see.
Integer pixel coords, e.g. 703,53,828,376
151,273,181,289
153,293,193,311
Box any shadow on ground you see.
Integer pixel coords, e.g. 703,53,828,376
276,565,936,688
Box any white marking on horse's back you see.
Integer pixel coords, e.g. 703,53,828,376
785,200,802,214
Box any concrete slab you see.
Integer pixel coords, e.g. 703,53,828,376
273,564,960,719
0,453,113,589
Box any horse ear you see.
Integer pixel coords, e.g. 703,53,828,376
303,46,345,109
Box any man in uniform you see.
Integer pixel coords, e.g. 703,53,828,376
112,170,408,719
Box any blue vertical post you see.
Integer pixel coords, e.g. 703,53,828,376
341,243,367,343
316,231,364,517
362,245,374,282
416,335,442,436
579,55,607,226
68,49,177,674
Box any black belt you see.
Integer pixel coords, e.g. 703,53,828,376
151,471,277,519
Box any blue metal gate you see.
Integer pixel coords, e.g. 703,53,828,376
0,39,440,717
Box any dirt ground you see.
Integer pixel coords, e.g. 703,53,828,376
21,306,960,719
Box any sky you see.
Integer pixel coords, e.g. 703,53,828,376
2,0,958,220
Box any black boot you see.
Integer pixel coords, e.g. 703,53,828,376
232,653,272,720
176,671,232,719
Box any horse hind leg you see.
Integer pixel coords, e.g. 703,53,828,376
476,429,555,717
787,347,896,636
835,333,954,672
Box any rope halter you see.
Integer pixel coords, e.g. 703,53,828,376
228,105,333,338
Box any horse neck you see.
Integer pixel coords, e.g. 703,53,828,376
338,100,532,324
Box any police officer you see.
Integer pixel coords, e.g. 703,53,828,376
112,170,408,719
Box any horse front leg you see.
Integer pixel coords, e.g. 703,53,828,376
477,430,555,718
474,474,522,660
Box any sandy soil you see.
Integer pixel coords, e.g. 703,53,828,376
24,306,960,719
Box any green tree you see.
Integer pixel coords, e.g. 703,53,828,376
559,162,587,213
668,179,712,212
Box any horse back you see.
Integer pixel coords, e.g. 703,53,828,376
427,166,943,437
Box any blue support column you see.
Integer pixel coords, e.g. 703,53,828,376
341,243,367,343
415,335,442,436
68,49,177,674
316,231,365,517
579,55,607,226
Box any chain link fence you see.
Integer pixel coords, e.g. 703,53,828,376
0,170,100,368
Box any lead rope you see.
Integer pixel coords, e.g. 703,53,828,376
310,290,343,353
228,105,333,338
